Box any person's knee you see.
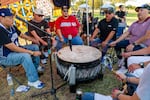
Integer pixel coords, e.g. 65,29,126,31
33,44,39,51
20,53,32,61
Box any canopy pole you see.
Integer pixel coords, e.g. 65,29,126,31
86,0,90,46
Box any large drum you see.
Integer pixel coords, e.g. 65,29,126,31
56,45,102,82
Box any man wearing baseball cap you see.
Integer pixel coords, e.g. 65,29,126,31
0,8,44,89
55,5,83,50
90,6,119,57
135,4,150,12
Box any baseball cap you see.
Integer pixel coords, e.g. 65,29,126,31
34,8,44,15
135,4,150,12
61,5,69,10
104,7,114,14
0,8,13,17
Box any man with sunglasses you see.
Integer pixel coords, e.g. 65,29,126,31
55,5,83,50
90,6,118,57
0,8,44,89
28,8,53,65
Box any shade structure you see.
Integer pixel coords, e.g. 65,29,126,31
79,3,90,9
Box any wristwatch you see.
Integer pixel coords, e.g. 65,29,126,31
139,62,144,68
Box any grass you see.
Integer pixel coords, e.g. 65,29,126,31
0,9,138,100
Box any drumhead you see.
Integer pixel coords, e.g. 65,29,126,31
57,45,102,63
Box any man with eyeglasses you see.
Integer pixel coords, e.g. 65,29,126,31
109,4,150,72
90,6,118,57
55,5,83,50
28,8,53,65
0,8,44,89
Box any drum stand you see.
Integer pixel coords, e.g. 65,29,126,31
31,37,67,100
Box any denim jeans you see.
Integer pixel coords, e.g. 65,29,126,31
90,38,113,58
55,35,83,51
0,44,40,82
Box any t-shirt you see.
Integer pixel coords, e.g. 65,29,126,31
115,11,126,22
98,17,118,41
136,63,150,100
0,24,21,59
55,15,80,38
28,20,49,37
128,17,150,46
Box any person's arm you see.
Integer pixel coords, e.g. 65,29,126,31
117,93,139,100
30,30,47,46
5,42,41,56
104,31,115,43
122,46,150,58
20,33,39,44
90,28,99,40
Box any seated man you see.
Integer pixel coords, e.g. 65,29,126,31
90,6,118,58
110,4,150,67
82,62,150,100
0,8,44,89
28,8,54,64
55,5,83,51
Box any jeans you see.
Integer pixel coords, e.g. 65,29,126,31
0,44,40,82
55,35,83,51
90,38,113,58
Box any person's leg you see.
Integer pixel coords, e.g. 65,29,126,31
72,35,83,45
90,38,102,47
115,40,129,59
22,44,40,69
0,52,39,82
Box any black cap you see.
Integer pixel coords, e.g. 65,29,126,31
135,4,150,12
104,7,114,14
61,5,69,10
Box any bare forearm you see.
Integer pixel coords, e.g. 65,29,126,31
5,43,33,55
115,31,129,43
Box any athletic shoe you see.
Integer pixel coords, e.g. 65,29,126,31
28,80,44,89
37,65,45,72
41,58,47,64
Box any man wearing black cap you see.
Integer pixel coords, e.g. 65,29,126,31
110,4,150,71
0,8,44,89
55,5,83,50
90,6,119,57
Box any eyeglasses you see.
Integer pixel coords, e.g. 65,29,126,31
37,15,44,17
63,10,68,12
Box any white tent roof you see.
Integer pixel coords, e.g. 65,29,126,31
78,3,90,9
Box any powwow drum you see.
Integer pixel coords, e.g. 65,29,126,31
55,45,102,82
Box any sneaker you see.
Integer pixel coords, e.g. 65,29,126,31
116,66,128,74
43,52,49,58
37,66,45,72
41,58,47,64
28,80,44,89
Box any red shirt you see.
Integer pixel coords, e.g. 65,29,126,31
55,15,80,38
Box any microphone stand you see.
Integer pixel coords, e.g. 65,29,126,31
15,16,67,99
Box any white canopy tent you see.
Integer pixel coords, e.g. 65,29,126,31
78,3,90,9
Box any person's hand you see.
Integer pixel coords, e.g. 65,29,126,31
126,44,134,52
32,51,41,56
89,36,94,41
115,73,126,81
111,89,122,99
109,41,117,47
101,41,108,48
41,41,48,46
59,37,64,42
32,39,40,45
128,63,141,72
122,52,132,58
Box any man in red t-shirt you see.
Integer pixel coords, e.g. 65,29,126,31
55,5,83,50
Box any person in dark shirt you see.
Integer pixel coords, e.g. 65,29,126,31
28,8,54,64
90,6,118,57
115,5,127,38
0,8,44,89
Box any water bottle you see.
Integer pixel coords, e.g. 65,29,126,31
76,88,83,100
7,74,14,96
7,74,13,86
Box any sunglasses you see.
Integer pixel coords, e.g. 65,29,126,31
63,10,68,12
37,15,44,17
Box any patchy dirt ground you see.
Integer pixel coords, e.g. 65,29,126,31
0,61,120,100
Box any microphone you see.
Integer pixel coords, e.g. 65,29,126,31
68,34,72,51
